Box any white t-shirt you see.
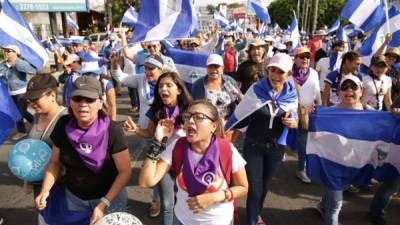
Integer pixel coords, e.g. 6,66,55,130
160,139,246,225
291,68,321,107
316,57,331,91
361,74,392,110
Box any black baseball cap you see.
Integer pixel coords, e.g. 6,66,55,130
26,74,58,100
71,76,103,99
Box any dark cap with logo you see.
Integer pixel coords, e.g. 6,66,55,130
71,76,103,99
26,74,58,100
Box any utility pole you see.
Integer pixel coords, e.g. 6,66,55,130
297,0,301,31
312,0,319,34
304,0,310,33
302,0,306,32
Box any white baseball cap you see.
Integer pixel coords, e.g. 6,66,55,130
3,45,20,55
266,53,293,73
339,75,363,88
206,54,223,66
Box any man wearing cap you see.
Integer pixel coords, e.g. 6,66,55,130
291,47,321,184
235,38,267,93
0,45,37,140
308,29,327,62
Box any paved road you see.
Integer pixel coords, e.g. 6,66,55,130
0,88,398,225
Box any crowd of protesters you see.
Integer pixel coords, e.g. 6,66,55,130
1,21,400,225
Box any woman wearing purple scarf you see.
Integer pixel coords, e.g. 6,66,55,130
138,100,248,225
35,76,132,225
124,72,192,225
291,47,321,184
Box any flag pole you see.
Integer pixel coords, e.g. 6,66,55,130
244,0,249,34
384,0,390,33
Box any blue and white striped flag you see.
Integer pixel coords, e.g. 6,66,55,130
337,25,350,52
163,45,208,90
288,13,301,50
132,0,196,43
121,6,139,27
225,77,298,145
248,0,271,24
273,23,281,33
359,6,400,66
340,0,385,32
0,0,48,69
307,107,400,190
213,11,229,28
327,18,340,34
66,14,79,31
0,79,21,145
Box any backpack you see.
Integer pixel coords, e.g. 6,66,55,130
171,137,239,224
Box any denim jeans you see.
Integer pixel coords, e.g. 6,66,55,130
128,87,139,108
153,172,175,225
65,188,128,214
370,177,400,218
12,93,33,133
321,188,343,225
243,140,285,225
296,126,308,171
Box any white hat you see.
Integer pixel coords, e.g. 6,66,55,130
266,53,293,73
264,35,275,42
64,54,80,65
147,40,160,45
206,54,223,66
339,75,363,88
3,45,20,55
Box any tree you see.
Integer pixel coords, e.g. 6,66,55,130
112,0,140,25
227,3,244,8
206,4,215,15
268,0,296,29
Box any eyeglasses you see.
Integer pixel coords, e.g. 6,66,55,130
340,82,359,91
27,91,50,104
298,54,311,60
147,45,158,49
71,96,97,103
182,112,214,123
4,49,15,53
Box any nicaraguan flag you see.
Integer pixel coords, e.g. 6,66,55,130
0,79,21,145
248,0,271,24
121,6,139,27
359,6,400,66
337,25,350,52
273,23,281,33
66,14,79,31
132,0,195,42
307,107,400,191
225,77,298,145
213,11,229,28
163,45,208,90
0,0,48,69
340,0,385,32
327,18,340,33
288,13,301,50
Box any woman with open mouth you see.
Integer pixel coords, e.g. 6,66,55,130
138,100,248,225
123,71,192,225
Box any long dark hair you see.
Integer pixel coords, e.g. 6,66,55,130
186,100,224,137
150,71,192,125
337,51,360,86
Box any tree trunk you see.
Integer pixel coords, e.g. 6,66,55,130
312,0,319,35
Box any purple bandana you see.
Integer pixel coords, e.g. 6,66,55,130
65,116,110,173
163,106,180,130
292,65,310,86
182,137,220,197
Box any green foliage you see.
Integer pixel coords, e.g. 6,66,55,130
206,4,215,15
317,0,345,29
268,0,297,28
112,0,140,25
227,3,244,8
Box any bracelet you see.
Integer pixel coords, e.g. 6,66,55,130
223,189,229,202
228,188,234,202
100,197,111,208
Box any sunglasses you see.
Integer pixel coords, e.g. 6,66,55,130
298,54,311,60
147,45,158,49
71,96,97,103
4,49,15,53
340,82,359,91
182,112,214,123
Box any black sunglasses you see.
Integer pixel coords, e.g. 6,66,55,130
182,112,214,123
298,54,311,60
340,82,359,91
4,49,15,53
71,96,97,103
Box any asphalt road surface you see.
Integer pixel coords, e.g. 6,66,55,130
0,88,398,225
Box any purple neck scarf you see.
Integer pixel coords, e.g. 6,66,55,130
292,65,310,86
182,137,220,197
163,106,180,130
66,116,110,173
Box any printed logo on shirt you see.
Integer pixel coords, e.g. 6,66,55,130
79,143,92,154
201,172,216,185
